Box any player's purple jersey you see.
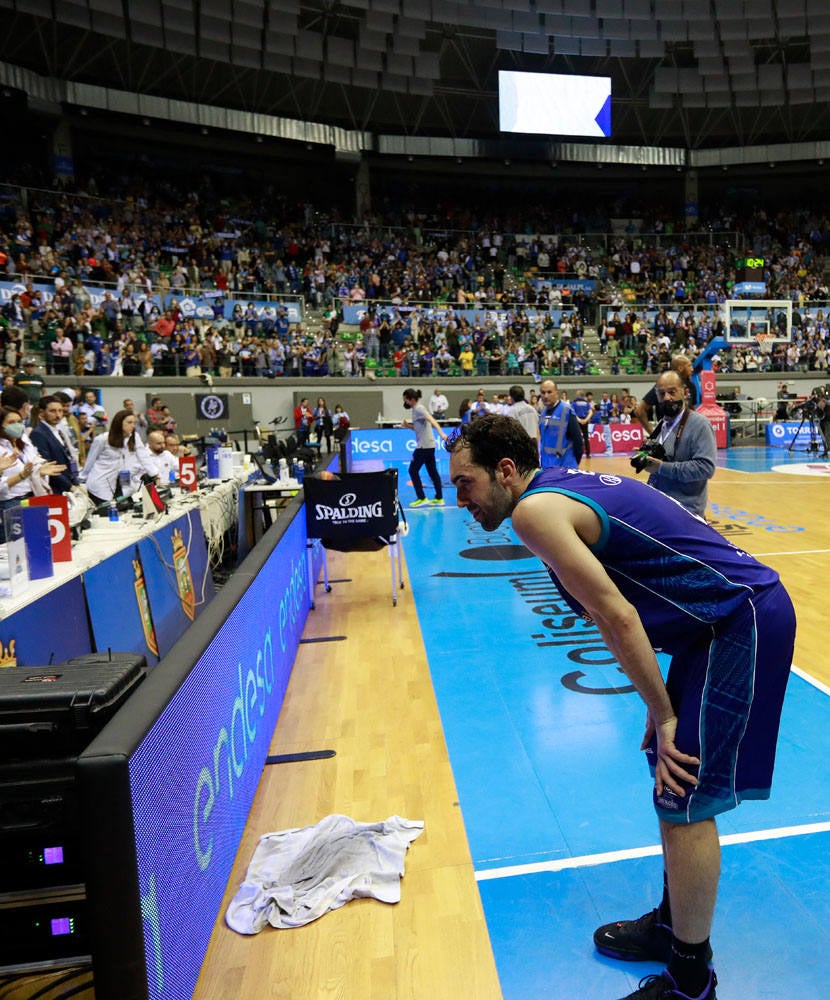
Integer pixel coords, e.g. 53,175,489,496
519,467,781,652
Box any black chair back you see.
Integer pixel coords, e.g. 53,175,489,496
304,469,399,543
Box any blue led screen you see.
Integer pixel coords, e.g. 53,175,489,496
126,510,309,1000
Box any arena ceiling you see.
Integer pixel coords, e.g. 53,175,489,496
2,0,830,155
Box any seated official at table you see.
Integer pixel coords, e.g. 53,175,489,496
0,406,67,540
80,408,159,506
165,432,191,458
146,429,180,482
30,395,80,494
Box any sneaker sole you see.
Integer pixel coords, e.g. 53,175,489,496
594,934,710,965
594,941,672,963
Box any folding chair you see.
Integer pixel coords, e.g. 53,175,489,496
303,469,405,607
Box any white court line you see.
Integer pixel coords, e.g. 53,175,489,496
792,663,830,695
752,549,830,557
475,659,827,883
475,821,830,882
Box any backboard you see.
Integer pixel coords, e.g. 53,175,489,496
723,299,792,348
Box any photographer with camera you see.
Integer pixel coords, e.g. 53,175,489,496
635,355,698,434
631,370,716,517
808,387,830,457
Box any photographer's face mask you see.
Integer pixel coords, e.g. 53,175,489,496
656,398,684,420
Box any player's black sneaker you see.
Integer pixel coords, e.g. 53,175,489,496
594,908,673,963
617,968,717,999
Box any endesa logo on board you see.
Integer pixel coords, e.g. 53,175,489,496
588,424,645,453
351,428,420,462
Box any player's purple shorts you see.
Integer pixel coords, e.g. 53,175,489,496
645,581,796,824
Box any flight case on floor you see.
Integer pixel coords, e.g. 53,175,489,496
0,654,146,761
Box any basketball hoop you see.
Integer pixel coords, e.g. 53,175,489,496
755,331,776,352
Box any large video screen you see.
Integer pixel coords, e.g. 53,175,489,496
498,70,612,138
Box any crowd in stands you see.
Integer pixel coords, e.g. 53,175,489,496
0,167,829,382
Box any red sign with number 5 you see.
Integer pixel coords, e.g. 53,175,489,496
28,495,73,562
179,455,198,492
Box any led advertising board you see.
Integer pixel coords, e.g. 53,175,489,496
79,499,309,999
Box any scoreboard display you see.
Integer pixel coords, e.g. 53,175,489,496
735,256,765,281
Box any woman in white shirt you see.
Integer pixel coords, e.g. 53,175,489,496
80,408,159,505
0,406,66,540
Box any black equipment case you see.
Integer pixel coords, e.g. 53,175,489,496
0,654,146,760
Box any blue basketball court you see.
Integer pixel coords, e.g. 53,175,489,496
394,445,830,1000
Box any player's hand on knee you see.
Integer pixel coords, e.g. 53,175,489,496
651,716,701,797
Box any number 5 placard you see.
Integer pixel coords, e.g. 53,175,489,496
27,495,73,562
179,455,198,492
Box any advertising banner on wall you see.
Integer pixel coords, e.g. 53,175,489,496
588,423,645,453
351,425,648,461
349,428,421,463
765,420,824,448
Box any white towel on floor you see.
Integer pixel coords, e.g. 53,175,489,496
226,814,425,933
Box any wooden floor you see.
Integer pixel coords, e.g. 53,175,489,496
685,459,830,690
194,546,503,1000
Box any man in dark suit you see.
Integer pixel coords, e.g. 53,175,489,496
30,395,78,493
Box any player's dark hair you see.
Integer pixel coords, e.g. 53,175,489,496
445,414,539,476
402,387,422,402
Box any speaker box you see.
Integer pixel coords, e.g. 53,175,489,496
0,889,89,972
0,758,82,896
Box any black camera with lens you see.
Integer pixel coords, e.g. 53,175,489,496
795,393,820,417
630,439,667,473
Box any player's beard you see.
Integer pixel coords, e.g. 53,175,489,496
473,479,515,531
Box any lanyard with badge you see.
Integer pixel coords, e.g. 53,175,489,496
657,408,691,455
